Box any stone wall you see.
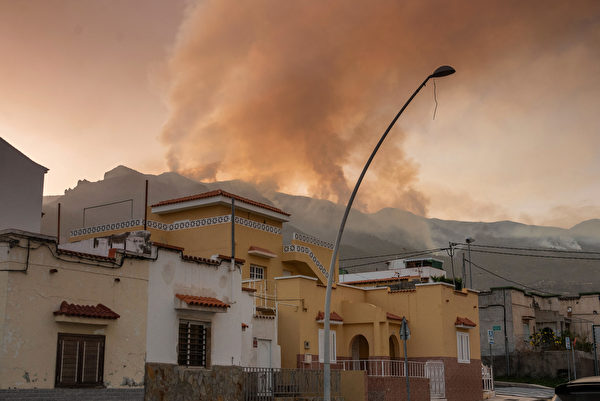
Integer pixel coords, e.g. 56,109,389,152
483,350,596,378
144,363,243,401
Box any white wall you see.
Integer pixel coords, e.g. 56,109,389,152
0,138,47,233
146,248,244,366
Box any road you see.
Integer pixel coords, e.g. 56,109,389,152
489,384,555,400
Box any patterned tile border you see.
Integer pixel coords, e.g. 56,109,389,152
70,215,281,238
283,244,329,279
292,232,334,250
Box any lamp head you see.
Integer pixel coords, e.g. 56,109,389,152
465,237,475,244
430,65,456,78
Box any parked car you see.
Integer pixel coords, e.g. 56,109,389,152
552,376,600,401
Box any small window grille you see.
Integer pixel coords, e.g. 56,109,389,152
178,321,208,367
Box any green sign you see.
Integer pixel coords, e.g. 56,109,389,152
493,325,501,331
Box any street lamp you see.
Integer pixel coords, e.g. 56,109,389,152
466,237,475,288
322,65,456,400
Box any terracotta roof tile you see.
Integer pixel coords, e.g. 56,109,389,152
386,312,405,321
316,311,343,322
152,242,184,252
242,287,257,293
151,189,290,216
455,316,477,327
217,254,246,264
176,294,230,308
57,249,116,262
54,301,120,319
181,254,221,265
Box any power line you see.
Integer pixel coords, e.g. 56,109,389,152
460,248,600,261
466,258,557,296
340,247,447,262
455,242,600,255
340,249,448,270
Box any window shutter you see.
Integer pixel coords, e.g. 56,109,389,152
57,337,79,385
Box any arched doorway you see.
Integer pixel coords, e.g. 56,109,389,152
389,335,400,359
349,335,369,371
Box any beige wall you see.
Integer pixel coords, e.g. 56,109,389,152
276,277,480,368
0,235,148,389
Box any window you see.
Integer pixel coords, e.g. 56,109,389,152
318,329,336,363
178,320,209,367
55,333,105,387
250,265,265,280
456,332,470,363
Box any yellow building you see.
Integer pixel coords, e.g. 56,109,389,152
69,189,484,401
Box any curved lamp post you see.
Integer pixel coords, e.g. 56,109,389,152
322,65,456,400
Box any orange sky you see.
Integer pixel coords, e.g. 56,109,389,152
1,0,599,228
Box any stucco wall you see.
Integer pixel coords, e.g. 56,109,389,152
0,236,148,389
276,277,481,368
0,138,47,233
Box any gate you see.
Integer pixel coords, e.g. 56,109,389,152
425,360,445,399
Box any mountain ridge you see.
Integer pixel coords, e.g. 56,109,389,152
41,166,600,295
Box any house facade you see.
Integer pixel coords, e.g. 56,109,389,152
0,137,48,233
479,286,600,356
0,229,148,389
67,190,484,401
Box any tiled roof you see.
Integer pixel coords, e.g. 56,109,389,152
217,254,246,264
153,242,184,252
57,249,116,262
242,287,257,293
54,301,120,319
386,312,405,321
151,189,290,216
175,294,230,308
181,254,221,265
316,311,344,322
455,316,477,327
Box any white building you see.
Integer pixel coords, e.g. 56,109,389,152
340,257,446,286
0,137,48,233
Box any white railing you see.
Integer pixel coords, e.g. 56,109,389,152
242,279,277,311
340,359,426,378
482,364,494,391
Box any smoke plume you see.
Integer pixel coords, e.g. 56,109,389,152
161,0,599,216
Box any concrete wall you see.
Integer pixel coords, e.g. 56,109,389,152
483,350,596,378
0,138,47,233
0,233,148,389
340,370,367,401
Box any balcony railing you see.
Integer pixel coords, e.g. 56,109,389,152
339,359,426,378
243,367,340,400
242,279,277,312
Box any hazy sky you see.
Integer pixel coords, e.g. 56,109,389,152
1,0,599,228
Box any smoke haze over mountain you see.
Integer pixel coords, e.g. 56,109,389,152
160,0,600,218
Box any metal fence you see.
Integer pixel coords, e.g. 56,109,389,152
482,364,494,392
339,359,426,378
243,368,340,401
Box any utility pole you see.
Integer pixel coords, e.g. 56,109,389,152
466,237,475,288
462,253,467,289
447,242,456,289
